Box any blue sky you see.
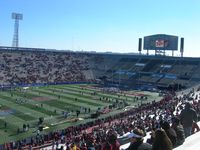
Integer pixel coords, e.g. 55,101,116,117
0,0,200,57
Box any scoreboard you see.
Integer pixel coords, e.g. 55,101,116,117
143,34,178,50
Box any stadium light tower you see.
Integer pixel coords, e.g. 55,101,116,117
11,12,23,47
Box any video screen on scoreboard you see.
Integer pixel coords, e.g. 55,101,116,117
143,34,178,50
155,40,167,48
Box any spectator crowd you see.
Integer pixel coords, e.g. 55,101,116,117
0,51,91,86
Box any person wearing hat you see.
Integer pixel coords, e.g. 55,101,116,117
126,128,152,150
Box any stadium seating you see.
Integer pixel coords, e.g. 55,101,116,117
1,47,200,90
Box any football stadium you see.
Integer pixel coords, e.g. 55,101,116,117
1,1,200,149
0,34,200,149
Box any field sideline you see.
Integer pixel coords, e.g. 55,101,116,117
0,84,162,144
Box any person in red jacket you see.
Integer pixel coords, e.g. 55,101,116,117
192,121,200,134
108,133,120,150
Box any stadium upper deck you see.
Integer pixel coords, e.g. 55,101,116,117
0,46,200,91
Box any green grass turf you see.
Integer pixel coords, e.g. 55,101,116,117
0,84,163,144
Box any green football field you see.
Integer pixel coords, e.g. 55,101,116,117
0,84,163,144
